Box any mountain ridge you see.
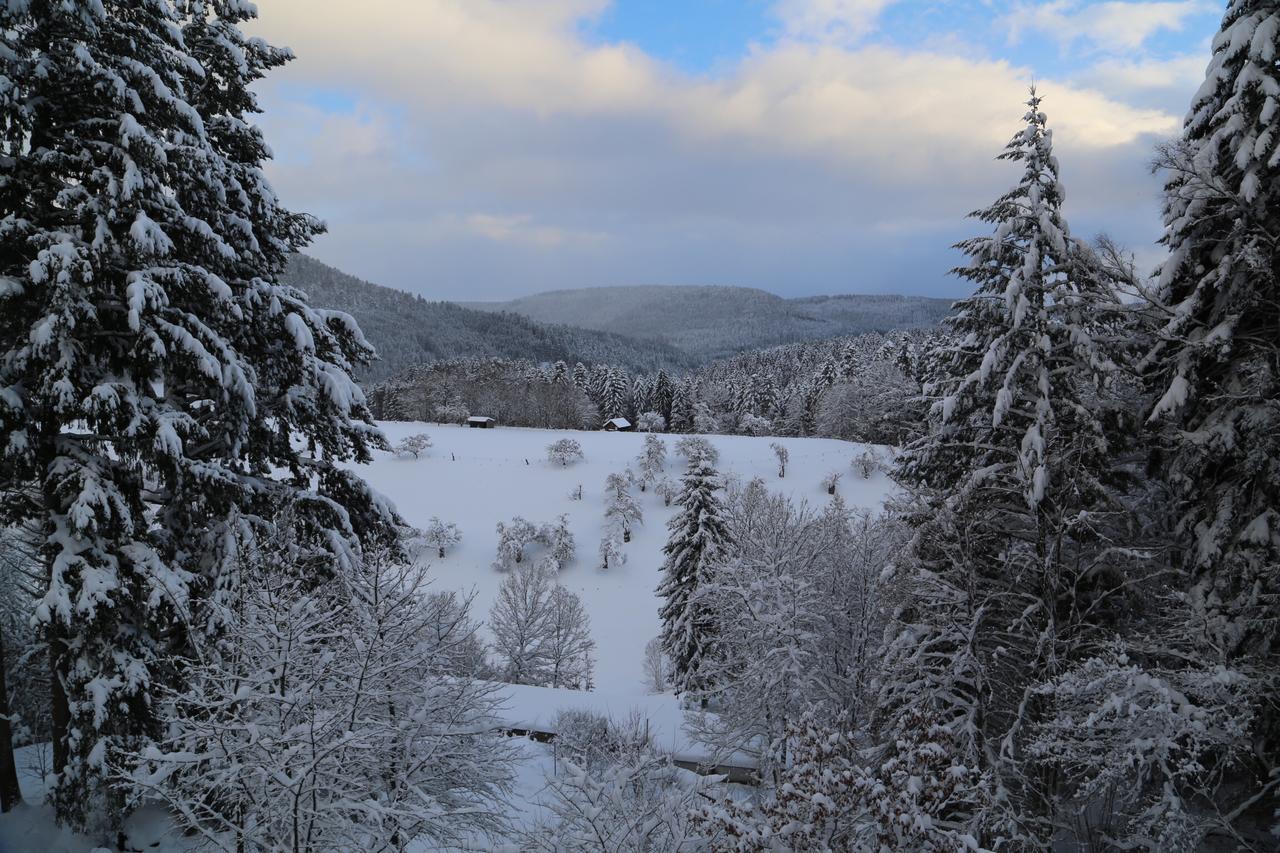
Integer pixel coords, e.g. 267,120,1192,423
462,284,953,360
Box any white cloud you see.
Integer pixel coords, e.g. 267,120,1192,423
246,0,1190,297
1003,1,1212,53
773,0,898,45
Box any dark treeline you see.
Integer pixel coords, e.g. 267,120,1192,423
368,328,935,445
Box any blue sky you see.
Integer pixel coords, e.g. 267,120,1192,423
249,1,1226,300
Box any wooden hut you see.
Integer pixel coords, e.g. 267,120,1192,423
467,416,496,429
602,417,632,432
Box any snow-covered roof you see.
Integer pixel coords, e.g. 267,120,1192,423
466,416,496,423
604,417,631,428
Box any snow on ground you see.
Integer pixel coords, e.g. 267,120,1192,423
362,422,894,697
0,424,894,851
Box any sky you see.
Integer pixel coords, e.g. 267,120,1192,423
247,1,1225,300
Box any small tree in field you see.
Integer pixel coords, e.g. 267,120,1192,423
394,433,433,459
635,434,667,492
546,587,595,690
547,438,585,467
643,638,667,694
656,477,678,507
537,515,577,571
599,525,626,571
424,518,462,559
604,473,643,542
821,472,842,495
770,442,789,478
489,562,555,685
853,449,881,479
493,517,538,571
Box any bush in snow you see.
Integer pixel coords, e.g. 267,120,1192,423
493,517,539,570
569,484,584,501
674,435,719,467
853,448,881,479
547,438,585,467
821,471,842,495
526,714,704,852
637,411,666,432
770,442,788,478
598,523,627,571
424,517,462,558
655,477,678,507
488,562,593,688
394,432,433,458
536,514,577,571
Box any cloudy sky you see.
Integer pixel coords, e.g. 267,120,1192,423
248,0,1223,300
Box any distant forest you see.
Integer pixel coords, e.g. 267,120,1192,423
284,255,697,381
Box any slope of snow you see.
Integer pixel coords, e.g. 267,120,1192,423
359,422,894,696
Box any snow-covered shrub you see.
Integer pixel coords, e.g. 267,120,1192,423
693,710,861,851
655,477,678,507
821,471,842,495
637,411,666,432
569,484,584,501
853,448,881,479
493,517,538,570
394,432,432,458
424,516,461,558
547,438,585,467
1029,649,1261,851
527,712,703,851
598,524,626,570
770,442,788,478
127,547,513,850
536,514,576,571
675,435,719,467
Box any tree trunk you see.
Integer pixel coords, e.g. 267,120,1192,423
0,625,22,811
49,621,68,791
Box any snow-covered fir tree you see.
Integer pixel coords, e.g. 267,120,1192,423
657,459,730,696
0,0,393,830
1145,0,1280,670
885,89,1128,845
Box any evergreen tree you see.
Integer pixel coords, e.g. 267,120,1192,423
0,0,392,828
885,89,1125,844
1146,0,1280,666
657,460,729,695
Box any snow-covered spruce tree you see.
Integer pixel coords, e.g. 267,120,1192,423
1145,0,1280,700
0,0,393,830
604,472,643,542
884,90,1128,845
657,459,730,696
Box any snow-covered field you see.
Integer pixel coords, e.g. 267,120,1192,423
363,422,894,696
0,423,895,851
